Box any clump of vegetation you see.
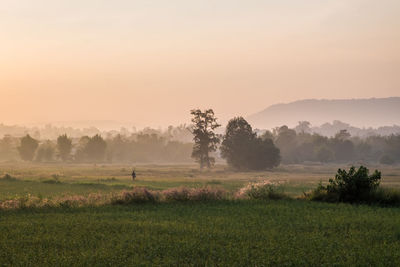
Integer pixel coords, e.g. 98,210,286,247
163,187,227,202
57,134,73,162
163,187,191,201
237,180,287,200
328,166,381,202
42,179,61,184
189,187,227,201
307,166,380,202
112,188,157,204
307,166,400,205
0,192,111,210
0,186,229,210
17,135,39,161
1,174,18,181
220,117,280,170
42,174,62,184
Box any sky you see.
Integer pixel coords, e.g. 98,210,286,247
0,0,399,128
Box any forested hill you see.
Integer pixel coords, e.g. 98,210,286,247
248,97,400,130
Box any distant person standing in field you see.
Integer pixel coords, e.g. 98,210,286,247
131,169,136,181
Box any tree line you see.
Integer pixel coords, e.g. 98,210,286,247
0,109,399,168
0,133,193,164
265,125,400,164
189,109,400,168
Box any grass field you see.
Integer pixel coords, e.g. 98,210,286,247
1,201,400,266
1,163,400,265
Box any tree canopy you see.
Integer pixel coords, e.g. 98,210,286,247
57,134,72,162
190,109,220,169
18,135,39,161
221,117,280,170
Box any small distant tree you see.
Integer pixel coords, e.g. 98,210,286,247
57,134,72,162
18,134,39,161
74,136,90,162
332,130,354,162
84,134,107,162
335,129,351,140
36,141,56,162
190,109,220,169
294,121,311,134
274,125,297,164
315,145,334,163
0,135,19,161
221,117,280,170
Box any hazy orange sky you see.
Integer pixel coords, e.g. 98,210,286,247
1,0,399,128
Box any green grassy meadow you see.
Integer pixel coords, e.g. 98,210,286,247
1,163,400,265
1,201,400,266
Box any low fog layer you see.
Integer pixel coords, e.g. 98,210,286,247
1,119,399,165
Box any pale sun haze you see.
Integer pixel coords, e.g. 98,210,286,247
1,0,399,127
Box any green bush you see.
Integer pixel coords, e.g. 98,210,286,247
307,166,389,204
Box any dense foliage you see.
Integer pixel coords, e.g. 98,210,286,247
326,166,381,202
190,109,220,169
57,134,72,161
17,135,39,161
305,166,400,205
221,117,280,170
264,124,400,164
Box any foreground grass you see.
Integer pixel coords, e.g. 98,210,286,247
1,201,400,266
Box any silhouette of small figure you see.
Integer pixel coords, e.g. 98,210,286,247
131,169,136,181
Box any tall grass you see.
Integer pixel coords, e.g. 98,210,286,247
236,180,288,200
0,181,287,210
0,186,229,210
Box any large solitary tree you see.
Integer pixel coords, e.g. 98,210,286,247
221,117,280,170
190,109,220,169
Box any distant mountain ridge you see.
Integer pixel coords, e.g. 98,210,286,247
247,97,400,130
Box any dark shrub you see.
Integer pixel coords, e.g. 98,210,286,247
307,166,382,203
326,166,381,202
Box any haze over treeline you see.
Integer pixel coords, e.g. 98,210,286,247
1,119,400,141
1,116,400,165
